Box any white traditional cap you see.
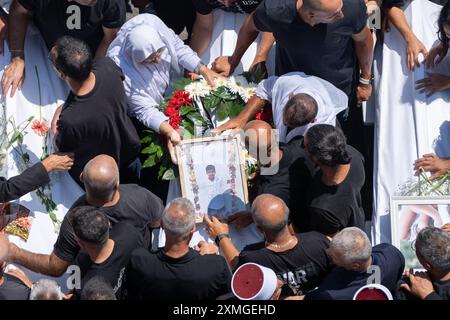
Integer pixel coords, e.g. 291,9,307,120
353,284,393,300
232,263,278,300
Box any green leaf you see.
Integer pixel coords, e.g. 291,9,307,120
229,101,245,117
143,154,157,168
17,133,24,145
172,78,194,91
162,168,176,180
142,144,158,154
156,145,164,159
186,112,207,125
140,136,154,144
179,104,196,116
180,120,194,135
180,126,194,140
216,101,231,121
9,131,21,145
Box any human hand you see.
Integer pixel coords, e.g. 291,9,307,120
0,16,8,55
199,65,223,87
441,223,450,234
356,83,372,104
227,211,253,229
193,240,219,255
400,270,435,300
415,73,450,97
270,279,284,300
41,153,75,172
167,130,181,165
212,56,236,76
424,44,447,69
414,153,450,179
204,215,229,240
1,57,25,97
406,36,428,71
212,116,247,135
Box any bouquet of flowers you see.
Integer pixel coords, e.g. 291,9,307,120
141,74,265,181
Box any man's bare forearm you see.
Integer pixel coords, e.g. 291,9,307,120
8,0,29,60
354,28,374,78
10,245,69,277
218,238,240,270
252,32,275,65
230,13,260,68
386,7,415,43
238,95,268,122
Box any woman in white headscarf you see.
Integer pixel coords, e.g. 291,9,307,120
107,14,219,154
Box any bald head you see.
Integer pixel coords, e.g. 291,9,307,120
82,155,119,201
244,120,274,158
252,194,289,236
299,0,344,27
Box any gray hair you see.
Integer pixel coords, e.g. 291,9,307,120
162,198,196,241
416,227,450,274
29,279,63,300
330,227,372,264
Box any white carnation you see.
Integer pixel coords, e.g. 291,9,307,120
184,80,212,98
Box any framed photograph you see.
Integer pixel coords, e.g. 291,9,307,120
176,135,249,223
390,196,450,270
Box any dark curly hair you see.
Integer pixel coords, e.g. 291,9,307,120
438,1,450,53
305,124,352,166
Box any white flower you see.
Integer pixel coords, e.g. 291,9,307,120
184,80,212,98
214,77,230,88
233,75,252,88
239,87,257,102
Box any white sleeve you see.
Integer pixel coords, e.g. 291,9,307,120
127,90,169,133
170,29,201,72
255,76,278,102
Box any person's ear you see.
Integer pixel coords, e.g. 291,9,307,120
422,261,433,272
79,173,84,183
349,262,361,271
288,92,294,99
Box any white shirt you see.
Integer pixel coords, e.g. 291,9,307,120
256,72,348,143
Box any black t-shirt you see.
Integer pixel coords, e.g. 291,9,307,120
237,232,332,295
55,58,141,184
126,248,231,300
74,222,143,299
255,137,315,220
395,277,450,300
54,184,163,263
0,274,31,300
382,0,404,9
305,244,405,300
253,0,367,96
18,0,125,53
305,145,365,235
193,0,262,15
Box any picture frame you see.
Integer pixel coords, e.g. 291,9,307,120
176,135,249,223
390,196,450,270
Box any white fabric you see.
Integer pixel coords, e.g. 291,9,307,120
256,72,348,143
107,14,201,132
200,9,275,75
1,27,83,290
373,0,450,243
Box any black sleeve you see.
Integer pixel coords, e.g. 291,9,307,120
424,292,444,300
0,162,50,202
192,0,214,15
145,190,164,226
308,207,345,236
17,0,43,11
53,214,81,263
214,256,232,297
253,1,273,32
382,0,405,9
102,0,126,29
353,0,369,34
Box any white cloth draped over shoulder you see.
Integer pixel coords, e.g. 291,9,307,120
256,72,348,143
200,9,275,76
373,0,450,243
107,14,201,132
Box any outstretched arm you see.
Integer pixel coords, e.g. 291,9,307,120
190,12,214,57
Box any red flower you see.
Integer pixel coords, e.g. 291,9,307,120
31,119,49,136
169,113,182,130
255,106,273,122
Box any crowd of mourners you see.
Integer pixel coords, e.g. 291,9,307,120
0,0,449,300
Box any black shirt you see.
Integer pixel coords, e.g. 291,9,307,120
55,58,141,185
253,0,367,96
54,184,163,263
237,232,332,295
0,274,31,300
193,0,262,15
18,0,125,53
395,277,450,300
0,162,49,203
75,222,143,299
305,145,365,235
126,248,231,300
255,137,315,218
305,244,405,300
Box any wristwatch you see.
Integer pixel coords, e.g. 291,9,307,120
215,233,230,246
